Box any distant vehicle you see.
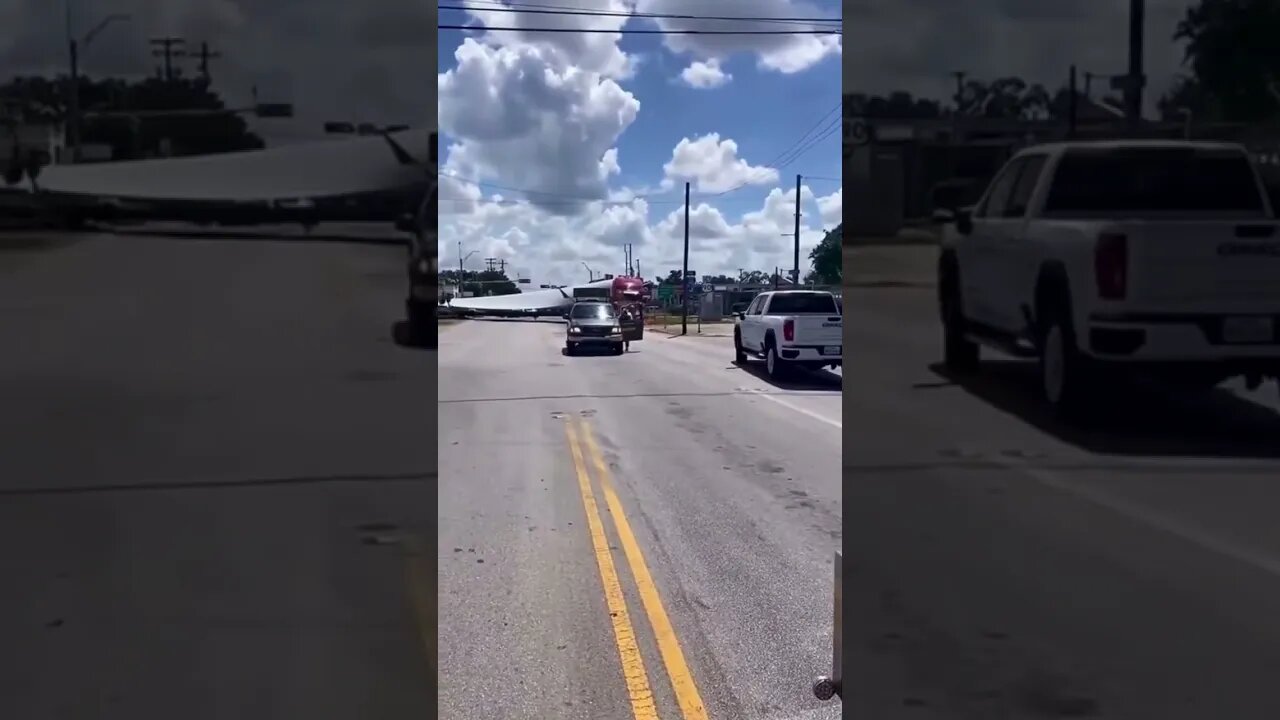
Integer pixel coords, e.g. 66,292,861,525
936,139,1280,416
565,301,623,355
733,290,843,378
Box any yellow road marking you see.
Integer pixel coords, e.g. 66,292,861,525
580,421,709,720
401,534,437,687
566,420,661,720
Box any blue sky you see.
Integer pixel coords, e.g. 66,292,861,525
435,0,843,287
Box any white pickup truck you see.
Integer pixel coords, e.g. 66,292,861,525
733,290,843,378
937,139,1280,416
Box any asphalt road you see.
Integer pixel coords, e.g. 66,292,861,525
844,286,1280,719
0,230,436,718
438,320,842,720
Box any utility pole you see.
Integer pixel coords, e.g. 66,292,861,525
681,181,690,336
194,41,221,82
150,37,187,82
1126,0,1146,131
64,8,130,164
65,1,78,164
792,174,802,286
1068,65,1078,138
951,71,967,111
458,243,476,296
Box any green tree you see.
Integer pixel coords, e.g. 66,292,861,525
955,77,1052,119
0,74,264,160
845,91,943,119
1171,0,1280,122
438,269,520,297
808,225,841,284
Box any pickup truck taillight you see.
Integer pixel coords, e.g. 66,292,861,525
1094,232,1128,300
783,318,795,342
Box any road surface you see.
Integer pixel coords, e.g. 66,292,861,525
0,230,437,718
438,319,842,720
845,285,1280,719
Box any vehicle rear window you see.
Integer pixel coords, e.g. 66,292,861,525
1044,148,1265,213
571,303,615,319
764,293,838,314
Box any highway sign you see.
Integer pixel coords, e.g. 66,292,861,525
844,117,870,147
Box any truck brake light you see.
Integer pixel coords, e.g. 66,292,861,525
783,318,795,342
1095,232,1128,300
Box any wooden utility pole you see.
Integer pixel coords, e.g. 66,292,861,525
195,41,221,81
1126,0,1145,131
1068,65,1078,138
680,182,690,336
792,174,802,285
150,36,187,81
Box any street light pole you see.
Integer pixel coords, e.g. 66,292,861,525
64,5,130,164
67,38,79,163
458,244,477,298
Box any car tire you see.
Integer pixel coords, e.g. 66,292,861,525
1039,307,1097,419
566,343,576,356
939,263,979,372
613,343,624,355
405,299,435,348
765,340,788,379
734,330,747,364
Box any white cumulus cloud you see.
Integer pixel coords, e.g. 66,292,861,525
661,134,779,193
680,59,732,88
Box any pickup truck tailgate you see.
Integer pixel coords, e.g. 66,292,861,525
1128,221,1280,304
789,315,843,345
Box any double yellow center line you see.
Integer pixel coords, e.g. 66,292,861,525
564,417,708,720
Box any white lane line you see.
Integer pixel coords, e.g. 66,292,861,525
649,337,843,429
751,389,843,430
1002,456,1280,580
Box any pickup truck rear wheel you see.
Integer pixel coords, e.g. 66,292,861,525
765,340,789,379
1039,310,1097,419
940,268,979,372
734,330,747,364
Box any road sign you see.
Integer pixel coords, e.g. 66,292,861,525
700,283,712,294
657,285,675,303
844,117,870,147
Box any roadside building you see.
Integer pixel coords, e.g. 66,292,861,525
841,91,1280,238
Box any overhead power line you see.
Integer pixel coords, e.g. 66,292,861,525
701,100,842,199
438,25,840,34
772,119,841,172
439,4,841,25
